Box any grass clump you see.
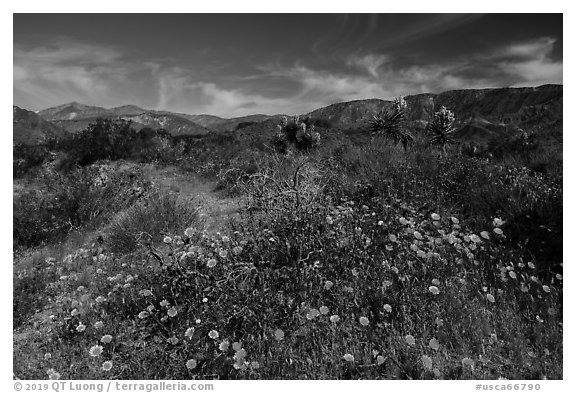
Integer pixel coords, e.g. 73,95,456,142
106,191,203,254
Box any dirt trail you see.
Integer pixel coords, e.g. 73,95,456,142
141,164,244,233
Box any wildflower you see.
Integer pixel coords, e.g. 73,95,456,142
493,218,504,227
232,342,243,351
527,262,536,269
451,217,460,224
202,297,208,303
71,309,79,317
417,250,426,258
89,345,103,357
47,369,61,380
250,361,260,370
185,327,195,339
186,359,197,370
413,231,423,240
405,335,416,346
486,294,496,303
382,280,393,288
207,259,217,268
343,353,355,362
470,234,481,243
548,307,557,315
95,296,106,303
195,318,201,324
274,329,285,341
429,338,440,350
306,309,320,320
389,234,397,242
44,353,52,360
96,268,103,274
147,305,155,312
351,268,359,277
399,217,409,225
167,337,179,345
101,361,112,371
160,299,169,307
429,286,440,295
219,340,230,351
319,306,329,315
480,231,490,240
508,271,517,279
542,285,551,293
431,213,440,221
101,335,113,344
383,304,392,313
376,355,385,365
163,236,172,244
184,227,195,237
167,307,178,317
219,250,228,259
94,321,104,329
208,330,219,339
232,246,243,256
138,311,149,319
221,235,230,243
330,315,341,323
326,216,334,225
359,317,370,326
461,357,475,368
421,355,433,371
76,323,86,332
431,278,440,286
378,220,384,226
324,280,334,290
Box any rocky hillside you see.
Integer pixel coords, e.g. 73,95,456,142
305,84,562,142
39,103,210,136
13,106,65,144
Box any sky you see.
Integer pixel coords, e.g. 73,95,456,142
13,14,563,118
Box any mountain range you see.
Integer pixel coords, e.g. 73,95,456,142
13,84,562,145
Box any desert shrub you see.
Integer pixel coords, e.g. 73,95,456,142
16,185,562,379
13,143,52,178
235,121,258,130
13,164,149,249
106,191,202,254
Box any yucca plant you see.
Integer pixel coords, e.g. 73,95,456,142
369,96,413,150
274,115,321,152
426,106,457,155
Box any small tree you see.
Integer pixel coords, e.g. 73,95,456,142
426,106,457,156
369,96,413,150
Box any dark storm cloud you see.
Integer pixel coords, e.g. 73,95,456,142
13,14,562,117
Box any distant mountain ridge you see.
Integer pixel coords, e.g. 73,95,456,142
305,84,562,142
13,106,66,144
17,84,562,144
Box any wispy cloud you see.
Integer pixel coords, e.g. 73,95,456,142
498,37,562,86
346,53,389,77
13,39,146,110
13,34,562,117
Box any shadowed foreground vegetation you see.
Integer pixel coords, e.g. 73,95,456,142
14,115,562,379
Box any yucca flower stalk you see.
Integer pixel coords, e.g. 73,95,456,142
426,106,457,155
369,96,413,150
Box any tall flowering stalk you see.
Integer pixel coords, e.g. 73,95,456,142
426,106,457,155
369,96,413,150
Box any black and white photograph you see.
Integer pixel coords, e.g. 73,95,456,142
10,8,566,384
